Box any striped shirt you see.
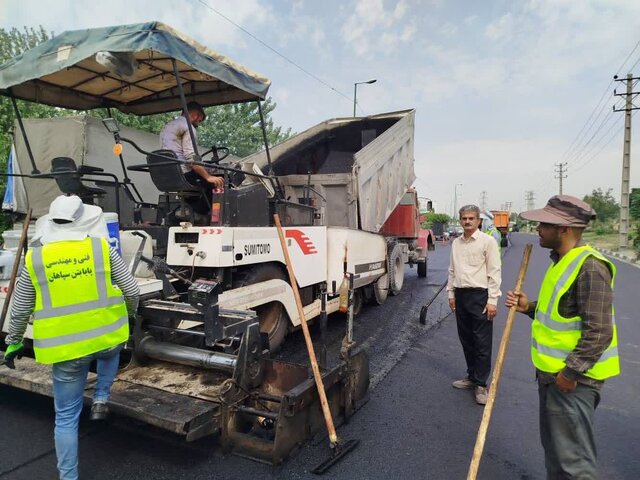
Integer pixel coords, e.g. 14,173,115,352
5,246,140,345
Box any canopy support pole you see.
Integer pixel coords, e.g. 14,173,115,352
9,90,39,174
257,101,284,199
106,108,144,204
171,59,200,160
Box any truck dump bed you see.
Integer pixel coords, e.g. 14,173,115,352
242,110,415,232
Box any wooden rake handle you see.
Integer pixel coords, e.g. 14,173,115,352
273,214,339,446
467,243,533,480
0,209,32,328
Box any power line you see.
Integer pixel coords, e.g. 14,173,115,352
194,0,354,105
572,118,628,173
567,99,624,169
571,106,627,172
560,41,640,165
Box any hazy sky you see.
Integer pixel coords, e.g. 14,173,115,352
2,0,640,214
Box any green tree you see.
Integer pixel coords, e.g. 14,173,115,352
583,188,619,223
197,98,292,157
630,188,640,221
94,97,291,158
630,188,640,252
0,27,65,167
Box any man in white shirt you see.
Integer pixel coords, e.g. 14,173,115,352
447,204,502,405
160,102,224,214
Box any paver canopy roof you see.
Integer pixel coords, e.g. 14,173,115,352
0,21,271,115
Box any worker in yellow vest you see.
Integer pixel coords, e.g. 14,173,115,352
505,195,618,480
2,195,140,480
480,211,502,254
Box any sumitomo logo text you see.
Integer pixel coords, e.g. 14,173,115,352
244,243,271,256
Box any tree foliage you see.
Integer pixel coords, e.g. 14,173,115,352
0,27,66,168
421,212,450,229
630,188,640,221
198,99,292,157
583,188,619,223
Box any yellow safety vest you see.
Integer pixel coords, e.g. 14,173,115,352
531,246,619,380
487,227,502,254
25,237,129,364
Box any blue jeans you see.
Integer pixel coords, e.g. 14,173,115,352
52,344,123,480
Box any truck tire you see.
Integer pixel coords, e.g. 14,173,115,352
388,243,405,296
233,264,289,353
372,273,389,305
417,259,427,278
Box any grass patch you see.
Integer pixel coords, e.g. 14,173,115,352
582,230,620,251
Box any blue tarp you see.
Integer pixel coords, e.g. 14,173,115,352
2,145,16,211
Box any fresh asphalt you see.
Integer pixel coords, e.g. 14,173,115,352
1,232,638,479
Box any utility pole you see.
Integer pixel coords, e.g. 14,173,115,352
613,73,639,250
480,191,488,211
525,190,535,211
554,162,567,195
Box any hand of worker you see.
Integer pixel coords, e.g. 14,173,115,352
206,175,224,187
555,371,578,393
483,304,497,321
1,342,24,369
505,290,530,312
448,298,456,312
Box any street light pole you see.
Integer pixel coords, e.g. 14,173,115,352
353,79,377,116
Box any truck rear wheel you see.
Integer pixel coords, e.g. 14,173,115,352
417,259,427,278
372,273,389,305
233,264,289,353
388,243,405,295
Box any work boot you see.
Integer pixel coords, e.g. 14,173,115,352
90,401,109,421
475,386,489,405
452,377,475,389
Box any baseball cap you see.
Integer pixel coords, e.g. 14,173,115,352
49,195,84,222
520,195,596,227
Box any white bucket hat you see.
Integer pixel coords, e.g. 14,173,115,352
34,195,108,245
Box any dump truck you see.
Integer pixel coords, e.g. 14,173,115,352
0,21,419,464
490,210,510,247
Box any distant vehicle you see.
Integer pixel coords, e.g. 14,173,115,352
491,210,510,247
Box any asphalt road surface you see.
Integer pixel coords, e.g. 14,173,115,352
1,233,638,479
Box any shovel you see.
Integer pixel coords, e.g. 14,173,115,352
273,214,359,475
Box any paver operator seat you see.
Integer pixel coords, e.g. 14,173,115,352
145,149,211,225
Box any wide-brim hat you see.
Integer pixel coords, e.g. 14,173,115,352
520,195,596,227
34,195,108,244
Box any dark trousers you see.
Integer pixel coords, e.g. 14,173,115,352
538,381,600,480
454,288,492,386
183,170,212,215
